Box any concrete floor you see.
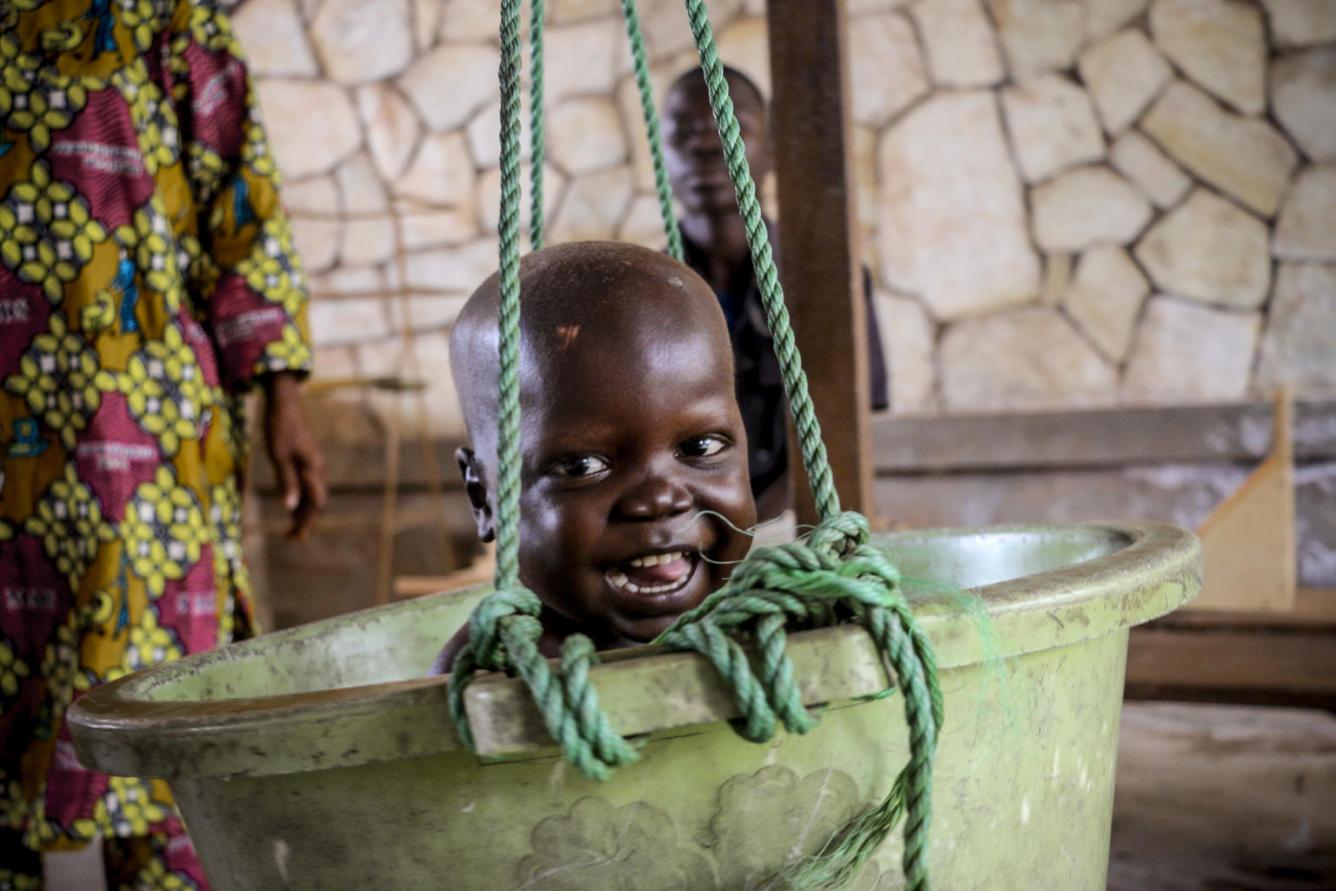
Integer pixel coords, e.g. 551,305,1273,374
1109,703,1336,890
45,702,1336,889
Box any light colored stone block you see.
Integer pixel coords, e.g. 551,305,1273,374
439,0,507,41
1256,263,1336,389
1001,74,1104,183
1134,189,1270,309
254,80,362,180
1260,0,1336,48
311,0,414,84
1109,130,1191,210
549,98,628,175
1272,48,1336,163
549,166,635,243
233,0,319,77
1274,165,1336,261
853,126,879,234
552,0,614,23
310,264,385,298
874,292,937,414
876,91,1039,320
640,0,744,58
616,57,695,193
1123,297,1260,402
465,98,535,170
403,239,501,293
1086,0,1151,41
477,163,566,234
617,194,672,249
393,133,475,209
716,16,771,97
291,216,340,274
1039,253,1073,305
399,44,500,132
283,175,341,215
336,153,389,213
1064,246,1149,361
397,207,479,251
1149,0,1265,115
357,84,421,182
850,0,918,12
1141,81,1298,217
385,294,470,334
311,344,358,382
849,11,929,127
413,0,441,51
1078,29,1172,135
545,19,624,104
911,0,1004,88
310,298,391,348
987,0,1085,81
341,217,398,266
1031,166,1152,253
941,308,1116,410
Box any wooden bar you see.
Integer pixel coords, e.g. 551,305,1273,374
872,398,1336,473
766,0,872,525
1126,625,1336,710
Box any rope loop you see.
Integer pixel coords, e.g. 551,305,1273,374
448,585,640,781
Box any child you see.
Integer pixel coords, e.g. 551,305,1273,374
434,242,758,673
661,65,889,521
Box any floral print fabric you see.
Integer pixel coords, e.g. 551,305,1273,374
0,0,311,883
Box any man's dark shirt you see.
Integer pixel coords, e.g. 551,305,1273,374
680,225,890,504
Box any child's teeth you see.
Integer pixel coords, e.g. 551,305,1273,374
628,551,685,568
608,570,628,586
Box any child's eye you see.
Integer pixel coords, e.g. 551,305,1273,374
550,454,610,479
679,434,729,459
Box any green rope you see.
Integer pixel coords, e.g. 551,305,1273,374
494,0,523,590
619,0,683,260
682,0,839,523
529,0,545,250
446,1,945,888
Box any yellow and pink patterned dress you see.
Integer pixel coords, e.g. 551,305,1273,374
0,1,310,885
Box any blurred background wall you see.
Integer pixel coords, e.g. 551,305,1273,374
224,0,1336,626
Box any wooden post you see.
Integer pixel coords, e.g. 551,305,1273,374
765,0,872,527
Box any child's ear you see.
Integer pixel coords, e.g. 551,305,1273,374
456,447,495,543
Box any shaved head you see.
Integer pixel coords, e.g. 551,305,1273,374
450,241,734,475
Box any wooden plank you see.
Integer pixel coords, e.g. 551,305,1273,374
766,0,872,525
1153,589,1336,632
1193,393,1296,612
872,398,1336,473
1125,626,1336,709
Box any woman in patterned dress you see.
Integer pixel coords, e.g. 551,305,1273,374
0,1,326,886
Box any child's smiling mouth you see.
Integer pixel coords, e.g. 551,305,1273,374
604,550,701,611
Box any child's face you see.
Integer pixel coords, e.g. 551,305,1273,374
511,311,756,644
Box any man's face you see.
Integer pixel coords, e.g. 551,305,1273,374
663,75,770,217
511,314,755,644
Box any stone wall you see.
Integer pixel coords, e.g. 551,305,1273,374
231,0,1336,441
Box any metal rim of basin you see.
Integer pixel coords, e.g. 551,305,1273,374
68,522,1200,780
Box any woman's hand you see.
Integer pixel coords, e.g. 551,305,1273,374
262,372,327,540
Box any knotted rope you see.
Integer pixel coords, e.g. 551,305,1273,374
446,2,943,887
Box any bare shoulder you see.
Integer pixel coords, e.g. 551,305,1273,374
429,624,470,676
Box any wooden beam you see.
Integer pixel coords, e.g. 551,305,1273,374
871,397,1336,473
766,0,872,525
1125,624,1336,710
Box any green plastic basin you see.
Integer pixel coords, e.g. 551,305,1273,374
69,522,1200,890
